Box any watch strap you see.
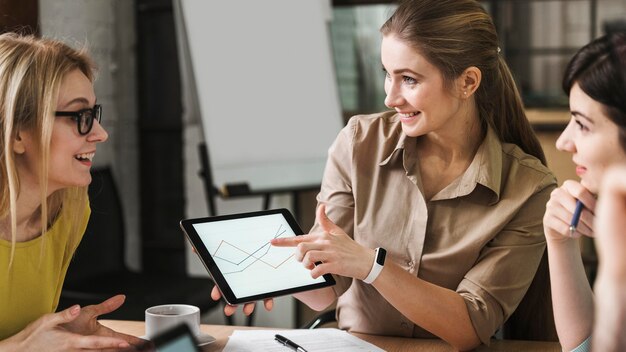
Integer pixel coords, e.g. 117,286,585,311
363,247,386,284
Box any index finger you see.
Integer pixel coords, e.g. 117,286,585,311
563,180,597,211
271,234,314,247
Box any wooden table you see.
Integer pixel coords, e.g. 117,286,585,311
101,320,561,351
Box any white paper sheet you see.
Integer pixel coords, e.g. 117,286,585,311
222,328,385,352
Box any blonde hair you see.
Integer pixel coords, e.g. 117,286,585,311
381,0,546,165
0,33,96,267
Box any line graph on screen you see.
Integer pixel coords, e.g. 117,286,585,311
212,224,294,275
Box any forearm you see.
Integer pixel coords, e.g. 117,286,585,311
547,239,594,350
373,262,480,351
0,332,22,351
592,281,626,352
294,286,336,311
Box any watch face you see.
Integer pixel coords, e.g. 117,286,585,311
376,248,386,265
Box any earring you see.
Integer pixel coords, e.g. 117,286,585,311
463,91,467,95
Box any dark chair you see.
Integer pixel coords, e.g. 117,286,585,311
301,309,337,329
57,167,219,321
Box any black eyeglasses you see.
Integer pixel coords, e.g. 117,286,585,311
55,104,102,135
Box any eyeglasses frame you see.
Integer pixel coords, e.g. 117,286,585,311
55,104,102,135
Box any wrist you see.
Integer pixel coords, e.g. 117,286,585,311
362,247,386,284
546,235,579,248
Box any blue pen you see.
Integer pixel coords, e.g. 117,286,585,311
569,200,584,236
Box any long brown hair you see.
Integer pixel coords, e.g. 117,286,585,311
0,33,95,267
381,0,546,164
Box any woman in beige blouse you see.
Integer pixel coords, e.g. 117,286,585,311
213,0,556,349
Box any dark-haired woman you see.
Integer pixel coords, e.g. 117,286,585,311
544,32,626,352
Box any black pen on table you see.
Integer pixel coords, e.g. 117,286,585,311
275,334,309,352
569,200,584,237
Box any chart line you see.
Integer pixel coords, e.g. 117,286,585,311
213,224,293,274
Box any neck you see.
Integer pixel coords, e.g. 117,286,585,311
419,112,483,165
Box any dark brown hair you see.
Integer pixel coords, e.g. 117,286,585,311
381,0,546,164
562,32,626,151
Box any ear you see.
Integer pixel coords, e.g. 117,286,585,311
458,66,481,99
13,131,26,154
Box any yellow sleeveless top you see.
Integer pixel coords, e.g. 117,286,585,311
0,203,89,339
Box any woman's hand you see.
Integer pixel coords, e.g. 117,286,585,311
271,204,375,280
543,180,596,243
61,295,145,347
210,286,273,316
1,302,136,351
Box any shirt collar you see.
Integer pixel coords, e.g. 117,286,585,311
379,132,407,166
378,126,503,203
463,126,502,203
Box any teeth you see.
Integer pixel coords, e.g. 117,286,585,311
400,112,418,118
74,152,94,161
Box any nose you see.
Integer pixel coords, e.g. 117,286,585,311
88,120,109,143
384,81,404,109
555,120,576,153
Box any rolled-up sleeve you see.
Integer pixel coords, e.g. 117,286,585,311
310,118,357,297
457,176,555,344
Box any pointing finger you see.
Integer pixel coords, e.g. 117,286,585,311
271,234,314,247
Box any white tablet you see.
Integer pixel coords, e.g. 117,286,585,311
179,209,335,305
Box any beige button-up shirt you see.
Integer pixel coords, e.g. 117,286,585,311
311,111,557,344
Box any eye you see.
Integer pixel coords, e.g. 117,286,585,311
402,76,417,85
574,119,589,133
382,68,390,80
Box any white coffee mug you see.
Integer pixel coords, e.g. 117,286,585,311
145,304,200,339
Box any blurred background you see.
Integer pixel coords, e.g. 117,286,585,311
1,0,625,330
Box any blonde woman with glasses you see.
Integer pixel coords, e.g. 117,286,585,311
0,33,143,351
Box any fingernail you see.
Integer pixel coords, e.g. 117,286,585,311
118,342,130,348
71,305,80,315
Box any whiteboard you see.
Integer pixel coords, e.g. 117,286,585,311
178,0,343,191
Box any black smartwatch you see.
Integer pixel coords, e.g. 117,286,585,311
363,247,386,284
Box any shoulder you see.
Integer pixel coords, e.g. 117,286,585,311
338,111,403,156
345,111,401,141
500,142,557,192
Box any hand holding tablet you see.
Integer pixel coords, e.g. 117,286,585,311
180,209,335,306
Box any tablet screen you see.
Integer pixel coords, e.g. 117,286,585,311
180,209,334,304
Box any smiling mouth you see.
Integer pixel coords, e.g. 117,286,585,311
75,152,94,162
399,112,419,118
